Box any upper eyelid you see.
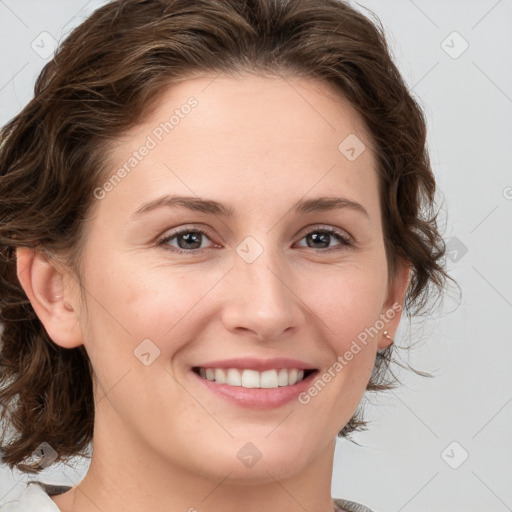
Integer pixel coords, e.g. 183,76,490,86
158,224,215,242
296,224,351,239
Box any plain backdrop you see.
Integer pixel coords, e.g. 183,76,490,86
0,1,511,511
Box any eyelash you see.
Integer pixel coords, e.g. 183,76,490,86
157,225,354,255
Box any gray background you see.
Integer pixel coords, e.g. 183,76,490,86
1,1,511,511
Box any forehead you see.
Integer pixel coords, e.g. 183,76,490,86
100,73,379,220
144,72,372,150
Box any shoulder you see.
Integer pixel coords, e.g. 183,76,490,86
0,480,71,511
334,497,376,512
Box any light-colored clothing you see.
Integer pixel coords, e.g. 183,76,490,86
0,481,63,511
0,481,375,512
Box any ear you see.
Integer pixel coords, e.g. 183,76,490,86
377,259,411,350
16,247,83,349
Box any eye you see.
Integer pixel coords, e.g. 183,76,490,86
295,226,353,252
158,228,215,254
157,224,354,255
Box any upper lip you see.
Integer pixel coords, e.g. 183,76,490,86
192,357,317,372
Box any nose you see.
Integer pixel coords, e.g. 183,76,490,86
220,244,303,342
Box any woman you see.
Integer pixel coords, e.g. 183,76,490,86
0,0,449,511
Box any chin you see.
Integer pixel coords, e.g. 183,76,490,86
190,437,315,483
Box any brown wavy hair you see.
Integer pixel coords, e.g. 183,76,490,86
0,0,452,473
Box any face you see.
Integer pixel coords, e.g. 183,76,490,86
55,74,406,482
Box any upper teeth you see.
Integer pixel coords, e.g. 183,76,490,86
198,368,306,388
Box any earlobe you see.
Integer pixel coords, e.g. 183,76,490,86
377,260,411,350
16,247,83,349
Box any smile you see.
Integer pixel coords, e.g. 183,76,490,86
193,367,316,388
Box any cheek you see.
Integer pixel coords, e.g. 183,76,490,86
78,252,224,359
293,261,387,396
298,261,387,344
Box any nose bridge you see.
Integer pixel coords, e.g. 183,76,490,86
222,236,300,339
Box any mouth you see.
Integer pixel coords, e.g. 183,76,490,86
192,366,317,389
189,357,320,409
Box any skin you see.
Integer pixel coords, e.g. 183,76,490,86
17,74,410,512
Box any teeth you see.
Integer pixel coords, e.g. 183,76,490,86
260,369,278,388
214,368,226,384
226,368,242,386
197,368,307,388
241,369,259,388
278,369,289,386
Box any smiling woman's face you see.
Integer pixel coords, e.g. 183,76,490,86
58,74,408,483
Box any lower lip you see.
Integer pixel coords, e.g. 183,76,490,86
191,370,318,409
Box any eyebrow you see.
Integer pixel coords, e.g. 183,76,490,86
131,194,369,219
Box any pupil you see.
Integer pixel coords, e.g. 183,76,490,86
179,232,201,249
309,232,329,248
